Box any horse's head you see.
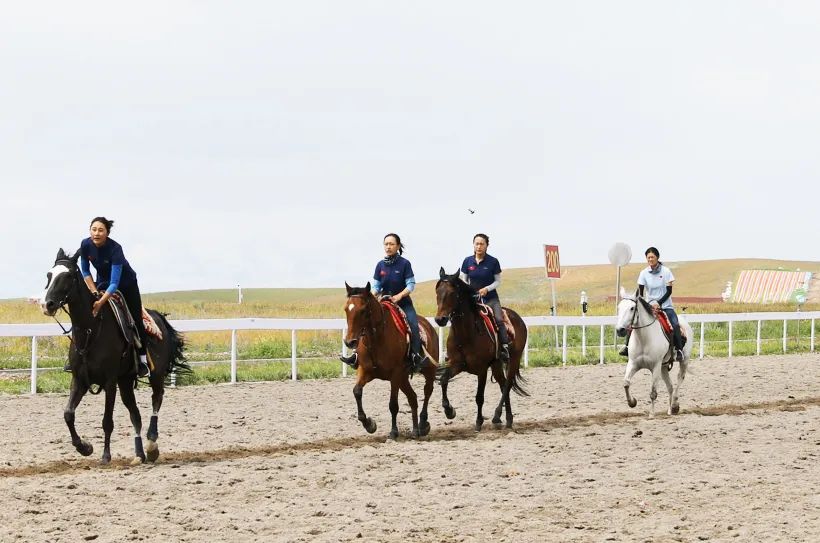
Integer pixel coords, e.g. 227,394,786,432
615,287,652,337
40,249,81,316
343,281,375,349
434,267,469,326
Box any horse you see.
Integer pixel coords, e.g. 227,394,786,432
433,268,528,431
39,249,189,464
615,288,692,418
343,282,439,439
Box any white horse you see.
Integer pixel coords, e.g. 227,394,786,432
615,288,693,418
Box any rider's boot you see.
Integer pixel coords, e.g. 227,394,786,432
619,331,632,356
410,350,429,373
138,353,151,378
339,351,359,369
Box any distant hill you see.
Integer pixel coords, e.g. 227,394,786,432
142,258,819,314
5,258,817,322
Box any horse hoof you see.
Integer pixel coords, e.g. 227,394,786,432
628,398,637,409
130,456,144,466
146,440,159,463
388,429,399,440
444,406,456,420
76,440,93,457
364,418,377,434
474,421,484,432
671,404,680,415
505,421,513,429
100,455,111,466
419,421,431,437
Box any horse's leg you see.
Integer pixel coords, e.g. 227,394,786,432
439,364,461,420
353,379,377,434
399,377,421,438
490,361,508,428
145,377,165,462
623,359,639,409
388,378,401,439
648,365,663,419
671,359,688,415
661,366,675,416
64,378,93,457
118,377,145,465
474,369,488,432
418,368,435,437
100,382,118,464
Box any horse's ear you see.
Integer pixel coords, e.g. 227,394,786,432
620,286,635,301
439,267,446,278
55,248,66,262
365,281,371,292
345,282,352,295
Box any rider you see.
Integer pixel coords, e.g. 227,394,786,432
68,217,151,377
341,233,429,372
459,233,510,362
619,246,684,363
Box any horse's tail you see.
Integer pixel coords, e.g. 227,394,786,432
506,309,529,397
155,312,192,380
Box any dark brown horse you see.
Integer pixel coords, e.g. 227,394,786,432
39,249,189,464
434,268,528,430
343,282,438,439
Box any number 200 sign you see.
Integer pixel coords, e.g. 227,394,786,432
544,245,561,279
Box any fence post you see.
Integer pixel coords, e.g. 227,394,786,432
811,318,816,352
30,336,38,395
756,320,761,356
341,328,347,378
699,322,705,359
230,329,237,384
581,324,586,358
291,329,297,381
782,320,787,353
524,336,529,368
599,324,604,365
728,321,733,358
561,325,568,366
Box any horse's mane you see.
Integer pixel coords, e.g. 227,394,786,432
440,272,478,311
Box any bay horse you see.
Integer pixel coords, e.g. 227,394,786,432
434,268,528,431
343,282,439,439
39,249,189,464
615,288,692,418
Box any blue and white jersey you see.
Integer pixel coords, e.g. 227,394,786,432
638,264,675,309
373,256,415,297
79,237,137,294
460,254,502,301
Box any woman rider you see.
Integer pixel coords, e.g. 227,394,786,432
620,246,684,363
72,217,151,377
459,233,510,362
341,233,429,372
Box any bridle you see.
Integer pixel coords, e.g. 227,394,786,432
626,296,659,331
436,277,472,321
346,293,386,342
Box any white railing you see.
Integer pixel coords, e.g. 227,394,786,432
1,312,817,394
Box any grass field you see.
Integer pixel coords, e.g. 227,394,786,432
2,258,818,394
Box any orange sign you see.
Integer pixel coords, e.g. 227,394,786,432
544,245,561,279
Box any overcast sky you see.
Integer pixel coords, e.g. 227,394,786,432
2,1,818,299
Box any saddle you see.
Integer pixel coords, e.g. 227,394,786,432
654,308,687,364
381,300,430,355
107,293,164,345
477,303,516,358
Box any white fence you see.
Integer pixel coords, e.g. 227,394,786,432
1,312,818,395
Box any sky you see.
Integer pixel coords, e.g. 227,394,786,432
2,1,819,299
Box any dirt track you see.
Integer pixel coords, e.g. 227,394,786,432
1,353,818,542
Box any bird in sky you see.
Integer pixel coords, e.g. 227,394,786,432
467,208,475,214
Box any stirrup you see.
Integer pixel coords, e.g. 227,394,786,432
339,352,359,369
410,352,429,373
63,362,72,373
619,345,628,356
675,349,684,363
499,343,510,362
138,361,151,378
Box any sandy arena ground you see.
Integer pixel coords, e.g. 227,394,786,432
1,353,818,542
